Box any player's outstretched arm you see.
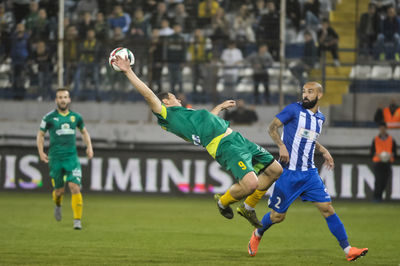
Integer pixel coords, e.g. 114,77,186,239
210,100,236,115
80,128,94,159
316,141,334,169
36,130,48,163
113,55,162,114
268,118,290,163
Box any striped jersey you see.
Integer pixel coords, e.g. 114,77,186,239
276,102,325,171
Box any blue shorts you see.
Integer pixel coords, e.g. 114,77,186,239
268,168,331,213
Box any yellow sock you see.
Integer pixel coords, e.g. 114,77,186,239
52,191,63,206
220,189,239,207
244,189,267,208
71,193,83,220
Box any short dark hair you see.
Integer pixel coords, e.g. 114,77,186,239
156,92,170,101
56,88,70,94
379,122,387,128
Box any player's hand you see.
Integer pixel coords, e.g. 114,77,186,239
86,147,94,159
278,145,290,164
39,152,49,163
220,100,236,110
113,55,131,73
322,151,334,170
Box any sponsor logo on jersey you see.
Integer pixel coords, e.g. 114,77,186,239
298,128,319,141
70,116,75,123
56,123,75,135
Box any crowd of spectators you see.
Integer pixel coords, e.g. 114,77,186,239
0,0,337,102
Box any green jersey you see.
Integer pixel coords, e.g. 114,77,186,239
39,109,85,158
154,105,230,158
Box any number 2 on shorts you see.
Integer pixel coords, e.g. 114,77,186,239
238,161,247,170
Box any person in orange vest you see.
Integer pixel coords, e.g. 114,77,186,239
371,122,397,202
382,100,400,128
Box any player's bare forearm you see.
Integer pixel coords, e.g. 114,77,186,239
316,141,334,169
268,118,285,148
210,100,236,115
36,130,48,163
81,128,94,159
316,141,329,154
124,69,162,114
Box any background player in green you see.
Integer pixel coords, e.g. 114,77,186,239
113,55,283,227
36,88,93,230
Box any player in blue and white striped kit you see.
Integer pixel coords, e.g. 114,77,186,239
247,82,368,261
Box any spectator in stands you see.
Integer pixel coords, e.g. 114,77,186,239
78,11,94,40
30,8,50,42
188,28,212,101
371,0,395,15
12,0,30,23
370,122,397,202
172,3,192,33
129,9,150,77
150,2,168,29
377,6,400,61
256,1,280,60
198,0,219,27
224,99,258,125
25,1,39,34
149,28,165,93
166,24,186,94
359,3,379,56
377,99,400,128
232,4,256,55
287,0,301,32
254,0,268,17
159,18,174,37
130,8,150,37
289,30,317,85
76,0,98,17
301,0,321,31
245,44,274,104
10,23,29,100
318,18,340,66
64,25,79,90
210,7,229,57
29,41,53,100
220,41,243,99
74,29,102,100
108,5,131,35
0,3,15,61
94,12,108,41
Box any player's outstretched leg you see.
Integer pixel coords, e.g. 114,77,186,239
237,203,262,228
214,193,234,219
346,247,368,261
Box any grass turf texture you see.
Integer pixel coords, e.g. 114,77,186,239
0,193,399,266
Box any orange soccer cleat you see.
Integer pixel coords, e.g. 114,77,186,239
248,229,262,257
346,247,368,261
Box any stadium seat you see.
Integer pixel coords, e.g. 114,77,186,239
370,65,392,80
349,65,371,79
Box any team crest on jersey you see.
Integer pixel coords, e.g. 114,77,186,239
70,116,75,122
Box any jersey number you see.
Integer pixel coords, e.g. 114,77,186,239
238,161,247,170
275,196,281,209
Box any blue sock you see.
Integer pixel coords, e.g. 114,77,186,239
325,213,349,249
257,212,274,236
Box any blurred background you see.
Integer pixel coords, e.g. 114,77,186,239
0,0,399,201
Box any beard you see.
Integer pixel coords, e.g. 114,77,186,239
57,102,69,111
302,97,318,109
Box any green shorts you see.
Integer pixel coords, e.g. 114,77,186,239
215,131,275,181
48,155,82,189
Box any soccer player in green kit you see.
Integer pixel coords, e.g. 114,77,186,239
36,88,93,230
113,55,283,227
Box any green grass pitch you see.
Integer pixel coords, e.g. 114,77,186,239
0,193,399,266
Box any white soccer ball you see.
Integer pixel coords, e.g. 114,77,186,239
379,151,391,162
109,47,135,71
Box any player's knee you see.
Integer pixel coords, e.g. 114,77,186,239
54,189,64,197
244,181,258,195
271,212,286,223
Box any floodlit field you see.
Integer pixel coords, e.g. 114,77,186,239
0,193,399,265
